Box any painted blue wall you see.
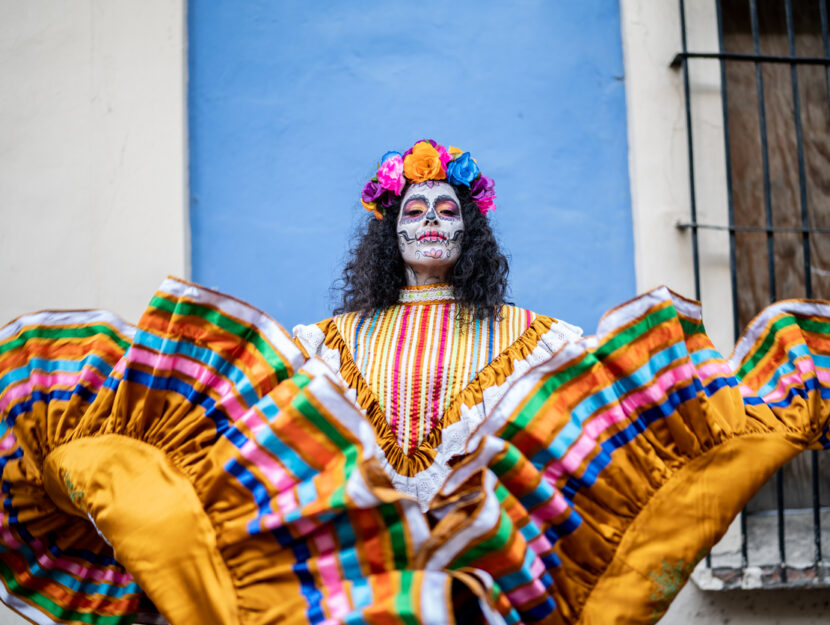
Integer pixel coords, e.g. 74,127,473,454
189,0,634,333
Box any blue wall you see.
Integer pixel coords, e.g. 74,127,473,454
189,0,634,332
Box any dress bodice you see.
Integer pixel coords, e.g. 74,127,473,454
293,284,582,508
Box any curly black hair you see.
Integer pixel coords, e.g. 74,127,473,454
334,183,509,319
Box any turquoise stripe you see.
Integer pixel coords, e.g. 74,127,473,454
755,344,830,397
0,355,114,390
689,348,723,366
470,317,482,382
333,518,362,582
531,341,688,467
134,329,260,409
0,542,141,598
350,576,373,611
518,518,543,543
494,547,536,591
359,312,380,374
253,395,314,479
296,477,318,508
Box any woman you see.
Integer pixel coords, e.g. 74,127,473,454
0,140,827,625
294,140,581,510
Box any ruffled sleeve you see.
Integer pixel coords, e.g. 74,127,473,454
421,287,830,625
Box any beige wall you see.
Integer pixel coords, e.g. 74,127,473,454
0,2,186,622
0,0,188,328
620,1,830,623
621,0,734,355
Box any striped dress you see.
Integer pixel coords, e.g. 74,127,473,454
0,278,828,625
293,284,582,507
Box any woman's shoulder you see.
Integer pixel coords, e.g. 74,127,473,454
500,302,584,343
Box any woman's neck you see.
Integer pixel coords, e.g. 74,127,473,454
403,265,450,286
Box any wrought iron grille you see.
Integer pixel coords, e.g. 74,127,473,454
672,0,829,589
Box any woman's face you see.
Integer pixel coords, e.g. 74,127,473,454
396,181,464,285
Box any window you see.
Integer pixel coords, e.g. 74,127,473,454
675,0,830,588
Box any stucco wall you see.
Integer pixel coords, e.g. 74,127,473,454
0,0,188,326
0,1,186,618
188,0,635,332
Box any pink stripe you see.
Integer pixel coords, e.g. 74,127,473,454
545,362,695,482
294,517,317,536
313,530,350,620
430,305,451,430
696,360,732,382
507,577,547,605
0,512,134,585
237,405,270,434
0,367,105,412
237,439,295,491
527,533,553,557
390,307,412,446
760,362,829,403
738,383,755,397
529,490,572,523
276,489,299,514
128,346,248,420
113,358,127,376
0,432,16,452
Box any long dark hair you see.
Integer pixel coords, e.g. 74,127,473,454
334,183,509,319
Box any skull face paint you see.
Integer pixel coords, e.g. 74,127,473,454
397,181,464,286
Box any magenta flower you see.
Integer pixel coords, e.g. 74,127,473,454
436,145,452,170
377,154,405,195
475,197,496,215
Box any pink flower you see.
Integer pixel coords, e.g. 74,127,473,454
436,144,452,170
475,198,496,215
377,154,405,195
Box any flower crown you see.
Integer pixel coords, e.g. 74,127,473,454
360,139,496,220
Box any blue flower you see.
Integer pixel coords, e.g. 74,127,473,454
380,150,402,164
446,152,480,187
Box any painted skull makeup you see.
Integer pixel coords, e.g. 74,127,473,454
397,181,464,285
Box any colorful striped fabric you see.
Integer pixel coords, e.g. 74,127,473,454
0,281,828,625
333,288,541,453
297,284,582,509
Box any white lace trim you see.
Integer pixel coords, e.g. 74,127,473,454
397,284,455,304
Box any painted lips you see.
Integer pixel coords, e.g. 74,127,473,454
417,230,448,242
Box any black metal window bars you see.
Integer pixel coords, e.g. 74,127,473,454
671,0,828,588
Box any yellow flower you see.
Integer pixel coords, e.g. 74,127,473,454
448,146,464,158
403,141,447,183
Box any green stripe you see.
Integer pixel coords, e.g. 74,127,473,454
451,509,513,569
680,318,705,336
494,483,511,503
736,317,795,379
0,325,130,357
380,504,409,571
506,305,678,438
394,570,419,625
796,316,830,335
490,444,522,478
0,558,134,624
736,315,830,380
150,296,291,381
291,372,312,390
291,391,353,457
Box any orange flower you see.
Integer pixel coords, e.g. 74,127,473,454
403,141,447,183
361,199,383,220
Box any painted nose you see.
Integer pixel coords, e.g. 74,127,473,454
424,206,438,222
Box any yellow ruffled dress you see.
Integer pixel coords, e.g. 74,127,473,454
0,278,827,625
